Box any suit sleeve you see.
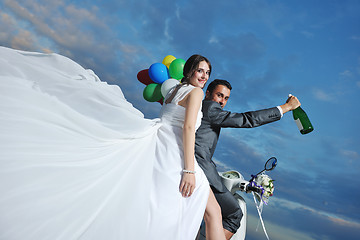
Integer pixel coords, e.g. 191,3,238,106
205,101,281,128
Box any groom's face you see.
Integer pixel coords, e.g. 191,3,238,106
205,84,231,108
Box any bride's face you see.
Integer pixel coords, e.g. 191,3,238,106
189,61,210,89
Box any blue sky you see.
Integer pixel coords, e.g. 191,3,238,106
1,0,359,239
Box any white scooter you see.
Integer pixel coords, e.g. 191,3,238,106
197,157,277,240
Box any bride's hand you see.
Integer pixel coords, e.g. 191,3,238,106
179,173,196,198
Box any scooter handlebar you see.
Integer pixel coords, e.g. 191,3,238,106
246,185,263,194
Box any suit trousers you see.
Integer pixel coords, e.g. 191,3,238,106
212,187,243,233
197,158,243,233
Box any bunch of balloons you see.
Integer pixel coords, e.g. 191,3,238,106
137,55,186,104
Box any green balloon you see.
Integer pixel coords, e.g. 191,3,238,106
169,58,185,80
143,83,162,102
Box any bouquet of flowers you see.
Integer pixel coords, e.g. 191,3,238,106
250,173,275,205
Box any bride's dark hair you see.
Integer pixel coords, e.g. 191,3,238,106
181,54,211,84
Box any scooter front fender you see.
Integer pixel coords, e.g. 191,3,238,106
230,192,247,240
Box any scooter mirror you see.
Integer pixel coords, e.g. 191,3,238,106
264,157,277,171
250,157,278,182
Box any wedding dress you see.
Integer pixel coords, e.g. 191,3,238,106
0,46,209,240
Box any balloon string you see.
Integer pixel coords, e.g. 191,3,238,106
252,192,270,240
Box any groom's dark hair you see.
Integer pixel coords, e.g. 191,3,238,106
206,79,232,94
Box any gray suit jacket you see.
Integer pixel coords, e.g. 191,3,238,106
195,100,282,193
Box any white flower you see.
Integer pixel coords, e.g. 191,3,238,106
253,174,275,204
262,179,269,186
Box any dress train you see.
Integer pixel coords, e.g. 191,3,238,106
0,47,209,240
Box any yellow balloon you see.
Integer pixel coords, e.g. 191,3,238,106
162,55,176,68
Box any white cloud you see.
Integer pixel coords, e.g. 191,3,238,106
212,157,235,172
0,10,45,51
2,1,141,56
339,70,353,78
350,35,360,41
0,12,14,27
313,88,333,102
340,149,359,160
209,35,218,44
301,30,314,39
272,197,360,229
4,0,62,45
175,4,181,19
246,213,315,240
0,13,16,41
164,18,173,41
1,0,150,84
10,29,35,50
239,192,360,240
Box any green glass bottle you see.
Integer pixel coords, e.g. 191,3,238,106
292,107,314,134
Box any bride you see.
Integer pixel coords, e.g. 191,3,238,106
0,47,225,240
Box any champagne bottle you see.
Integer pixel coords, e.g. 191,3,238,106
289,94,314,134
292,107,314,134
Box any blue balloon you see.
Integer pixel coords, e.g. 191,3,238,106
148,63,170,84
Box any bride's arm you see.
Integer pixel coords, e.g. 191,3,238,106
179,87,204,198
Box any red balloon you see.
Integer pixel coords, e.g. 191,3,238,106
137,69,154,85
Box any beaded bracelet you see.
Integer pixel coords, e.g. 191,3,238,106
182,169,196,174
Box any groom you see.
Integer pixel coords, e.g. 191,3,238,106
195,79,300,239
